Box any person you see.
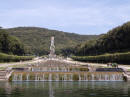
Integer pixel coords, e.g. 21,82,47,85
112,63,118,68
107,63,112,67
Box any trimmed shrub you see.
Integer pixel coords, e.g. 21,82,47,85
72,52,130,64
0,53,34,62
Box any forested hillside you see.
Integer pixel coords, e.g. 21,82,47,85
7,27,98,55
75,22,130,56
0,28,34,62
0,29,25,55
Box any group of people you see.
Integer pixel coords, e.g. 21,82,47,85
107,63,118,68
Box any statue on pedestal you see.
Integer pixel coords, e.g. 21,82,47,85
49,36,56,58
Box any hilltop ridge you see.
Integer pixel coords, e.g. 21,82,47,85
6,27,98,55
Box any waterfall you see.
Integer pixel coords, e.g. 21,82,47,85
49,74,52,81
13,74,18,81
42,74,45,81
32,68,34,71
104,74,107,81
112,74,116,81
57,67,59,72
99,74,102,81
12,72,124,81
64,74,67,81
67,68,69,72
37,75,39,81
26,74,29,81
70,74,73,81
79,74,81,81
91,74,94,81
118,74,123,81
55,74,59,81
84,74,88,81
19,74,23,81
35,74,38,81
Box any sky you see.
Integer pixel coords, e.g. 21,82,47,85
0,0,130,35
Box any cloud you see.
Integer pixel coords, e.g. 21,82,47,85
0,0,130,35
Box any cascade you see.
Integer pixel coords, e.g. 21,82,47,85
42,74,45,81
12,72,124,81
64,74,67,81
26,74,29,81
79,74,81,81
70,74,73,81
91,74,94,81
55,74,59,81
49,74,52,81
35,74,38,81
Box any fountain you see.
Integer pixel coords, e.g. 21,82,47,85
49,36,56,59
9,36,125,82
10,72,123,81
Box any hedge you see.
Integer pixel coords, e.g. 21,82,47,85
0,53,34,62
72,52,130,64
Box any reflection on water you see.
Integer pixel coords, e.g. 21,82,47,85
0,81,129,97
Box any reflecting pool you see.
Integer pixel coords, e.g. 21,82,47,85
0,82,129,97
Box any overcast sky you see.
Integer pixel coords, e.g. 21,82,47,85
0,0,130,35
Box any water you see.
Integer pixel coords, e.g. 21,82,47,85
12,72,123,81
0,82,129,97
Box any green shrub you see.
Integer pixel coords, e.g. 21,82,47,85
72,52,130,64
0,53,34,62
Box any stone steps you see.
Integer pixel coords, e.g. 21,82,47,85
126,71,130,75
0,70,7,81
124,71,130,81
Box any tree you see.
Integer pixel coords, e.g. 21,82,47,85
0,29,25,55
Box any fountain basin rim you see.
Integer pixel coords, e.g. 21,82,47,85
12,71,124,74
12,80,124,82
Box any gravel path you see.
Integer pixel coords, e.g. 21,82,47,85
0,58,43,69
66,58,130,70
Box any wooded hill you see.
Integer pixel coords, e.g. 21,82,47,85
7,27,98,55
72,22,130,64
0,29,34,62
0,29,25,55
75,22,130,56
